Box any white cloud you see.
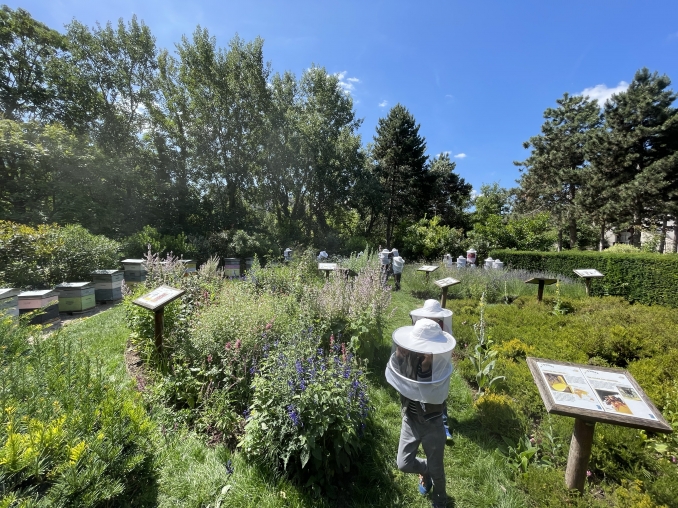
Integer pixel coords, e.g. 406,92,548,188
470,188,480,199
379,100,388,108
454,153,467,159
335,71,360,94
580,81,629,106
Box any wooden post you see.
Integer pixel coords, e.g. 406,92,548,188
537,280,545,302
441,286,449,309
584,278,591,297
565,419,595,493
154,307,164,353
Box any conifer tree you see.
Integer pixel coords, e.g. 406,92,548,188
372,104,428,247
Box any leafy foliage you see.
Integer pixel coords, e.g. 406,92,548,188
239,331,370,493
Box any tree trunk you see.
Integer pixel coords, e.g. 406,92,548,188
659,215,667,254
631,209,642,248
569,216,577,250
557,229,563,252
599,221,606,252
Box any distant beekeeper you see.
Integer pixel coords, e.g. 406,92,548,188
386,319,456,507
379,248,392,287
317,250,329,262
391,248,404,291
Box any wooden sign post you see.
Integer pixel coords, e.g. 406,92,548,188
133,285,185,354
318,262,338,279
417,265,439,282
526,357,671,493
434,277,460,308
524,277,557,302
573,269,604,297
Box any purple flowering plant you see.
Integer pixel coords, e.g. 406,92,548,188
240,330,371,490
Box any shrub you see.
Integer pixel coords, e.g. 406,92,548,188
474,392,526,441
400,215,464,260
239,332,370,493
489,249,678,307
0,221,121,288
0,316,155,506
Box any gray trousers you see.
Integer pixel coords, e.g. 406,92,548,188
397,410,447,505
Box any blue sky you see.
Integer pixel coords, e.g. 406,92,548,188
8,0,678,195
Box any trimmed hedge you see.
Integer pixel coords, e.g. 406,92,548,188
489,249,678,307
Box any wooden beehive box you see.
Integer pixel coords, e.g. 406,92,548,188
223,258,241,277
18,290,59,324
91,270,124,302
55,282,96,312
122,259,147,283
0,288,20,319
180,259,197,275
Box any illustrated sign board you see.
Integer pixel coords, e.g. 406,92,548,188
573,269,604,278
434,277,460,288
318,263,338,270
417,265,440,273
525,277,557,285
527,357,671,433
132,285,185,312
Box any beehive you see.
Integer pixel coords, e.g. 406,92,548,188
0,288,20,319
55,282,96,312
91,270,124,302
121,259,147,283
18,290,59,324
181,259,197,275
223,258,241,277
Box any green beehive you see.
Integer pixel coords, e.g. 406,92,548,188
91,270,124,302
0,288,20,319
55,282,96,312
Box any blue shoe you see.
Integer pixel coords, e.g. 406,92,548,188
418,474,433,495
445,426,453,442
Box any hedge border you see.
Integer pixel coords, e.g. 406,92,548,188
489,249,678,307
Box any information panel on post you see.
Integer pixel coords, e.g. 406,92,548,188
527,357,671,433
133,285,185,312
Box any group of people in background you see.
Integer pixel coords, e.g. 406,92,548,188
379,247,405,290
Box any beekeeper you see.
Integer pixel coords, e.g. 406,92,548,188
386,318,455,508
391,248,404,291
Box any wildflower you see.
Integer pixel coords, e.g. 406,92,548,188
330,334,335,347
586,470,592,478
225,342,232,350
295,360,303,374
265,322,272,330
287,405,302,427
235,339,242,349
207,354,213,364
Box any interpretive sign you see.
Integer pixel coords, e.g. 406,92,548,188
133,285,185,312
527,356,672,493
527,358,669,431
434,277,460,288
573,269,604,296
573,269,604,278
434,277,460,309
418,265,439,273
524,277,557,302
318,263,338,271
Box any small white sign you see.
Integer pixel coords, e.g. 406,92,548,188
434,277,460,288
318,263,338,270
573,269,604,278
133,285,185,311
417,265,439,273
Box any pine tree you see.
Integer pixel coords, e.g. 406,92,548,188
372,104,428,247
515,93,602,249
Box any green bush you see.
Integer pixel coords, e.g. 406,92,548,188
239,332,370,493
0,315,155,506
0,220,121,288
489,249,678,307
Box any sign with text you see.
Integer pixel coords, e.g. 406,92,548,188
417,265,439,273
133,285,185,312
318,263,338,270
573,269,604,278
524,277,557,285
527,357,671,433
434,277,460,288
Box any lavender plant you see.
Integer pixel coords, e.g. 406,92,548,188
240,330,371,491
